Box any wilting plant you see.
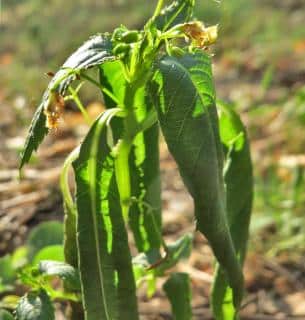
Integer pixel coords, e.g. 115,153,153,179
15,0,253,319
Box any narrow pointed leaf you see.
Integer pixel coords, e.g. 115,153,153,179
163,273,192,320
16,290,54,320
73,112,138,320
153,0,195,31
20,34,115,170
100,61,162,254
150,51,244,308
211,101,253,320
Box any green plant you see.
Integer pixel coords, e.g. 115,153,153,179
15,1,253,319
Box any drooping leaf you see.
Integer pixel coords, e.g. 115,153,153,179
20,34,115,170
32,245,64,265
15,290,54,320
163,273,192,320
150,50,244,308
0,309,14,320
19,104,48,170
38,260,80,292
153,0,195,31
211,101,253,320
100,61,162,254
26,222,63,261
73,111,138,320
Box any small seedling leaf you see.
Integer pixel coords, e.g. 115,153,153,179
15,290,54,320
32,246,64,266
38,260,80,292
26,222,63,261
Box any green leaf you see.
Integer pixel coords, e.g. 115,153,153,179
73,111,138,320
11,246,29,269
211,101,253,320
38,260,80,292
0,295,20,310
20,34,115,170
0,309,14,320
156,233,192,275
0,255,15,286
27,222,63,261
19,104,48,170
100,61,162,254
150,51,244,308
153,0,195,31
163,273,192,320
15,290,54,320
32,246,64,265
132,233,192,295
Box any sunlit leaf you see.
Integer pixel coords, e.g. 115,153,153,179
20,34,115,170
73,111,138,320
100,61,162,254
32,245,64,266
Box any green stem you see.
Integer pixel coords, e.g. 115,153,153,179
80,72,122,106
114,83,139,220
68,87,91,125
153,0,165,19
60,146,80,216
114,139,132,219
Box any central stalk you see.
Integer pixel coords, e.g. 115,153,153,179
114,82,139,219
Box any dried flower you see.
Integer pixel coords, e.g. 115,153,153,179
182,22,218,48
44,91,65,129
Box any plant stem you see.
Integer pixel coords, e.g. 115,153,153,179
114,139,132,219
68,87,91,125
114,83,138,219
80,72,122,106
60,146,80,217
153,0,165,19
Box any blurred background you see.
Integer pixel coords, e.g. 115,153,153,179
1,0,305,318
